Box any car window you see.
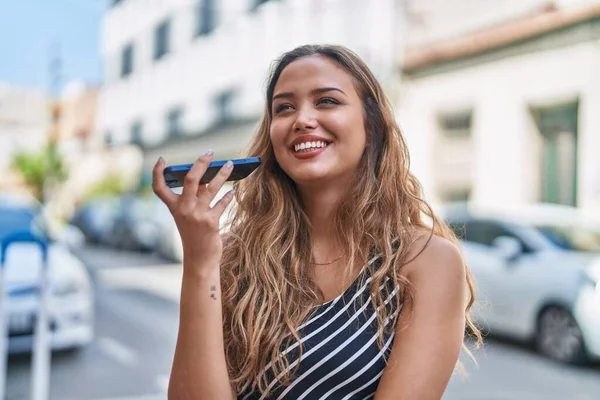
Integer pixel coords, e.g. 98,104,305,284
536,225,600,252
0,207,36,241
449,219,533,252
464,221,511,246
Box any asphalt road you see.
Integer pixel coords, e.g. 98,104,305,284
6,245,600,399
6,247,178,400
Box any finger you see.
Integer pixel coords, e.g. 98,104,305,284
204,160,234,200
181,151,214,202
211,189,235,218
152,157,178,206
196,183,209,198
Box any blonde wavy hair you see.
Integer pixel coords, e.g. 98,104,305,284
220,44,482,396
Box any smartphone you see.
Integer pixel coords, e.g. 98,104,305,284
163,157,261,188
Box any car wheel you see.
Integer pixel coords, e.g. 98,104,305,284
536,306,587,364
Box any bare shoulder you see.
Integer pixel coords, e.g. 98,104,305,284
375,232,467,399
402,232,465,285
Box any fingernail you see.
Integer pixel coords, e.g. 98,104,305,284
224,160,233,169
205,149,214,156
156,156,164,164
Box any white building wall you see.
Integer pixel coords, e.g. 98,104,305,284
578,47,600,212
0,83,49,173
98,0,403,156
397,40,600,212
406,0,599,46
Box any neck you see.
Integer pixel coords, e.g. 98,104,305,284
296,181,348,255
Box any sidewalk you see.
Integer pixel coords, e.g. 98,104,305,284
73,245,183,303
97,266,182,303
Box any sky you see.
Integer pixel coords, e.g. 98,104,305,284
0,0,107,94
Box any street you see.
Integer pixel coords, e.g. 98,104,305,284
6,247,179,400
7,246,600,400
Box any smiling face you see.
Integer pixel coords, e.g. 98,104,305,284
269,55,367,187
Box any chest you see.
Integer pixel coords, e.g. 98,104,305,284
239,274,401,400
311,263,362,304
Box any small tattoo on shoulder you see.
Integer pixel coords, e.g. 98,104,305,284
210,285,217,300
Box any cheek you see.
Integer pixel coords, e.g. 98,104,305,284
352,115,368,150
338,124,367,152
327,110,367,146
269,122,285,147
269,123,290,165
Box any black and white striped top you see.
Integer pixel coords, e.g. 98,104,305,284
238,254,402,400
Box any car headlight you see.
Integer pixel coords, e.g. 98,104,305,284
582,269,600,297
52,273,89,296
53,280,81,296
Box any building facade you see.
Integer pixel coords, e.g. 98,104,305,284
397,0,600,213
98,0,600,213
98,0,403,169
0,83,51,192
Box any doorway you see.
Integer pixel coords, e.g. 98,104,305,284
532,102,579,206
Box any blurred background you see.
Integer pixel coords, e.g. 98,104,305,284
1,0,600,399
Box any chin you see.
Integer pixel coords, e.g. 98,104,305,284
286,167,332,185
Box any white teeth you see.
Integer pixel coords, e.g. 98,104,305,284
294,141,328,152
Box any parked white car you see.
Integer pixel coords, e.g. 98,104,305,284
439,202,600,364
0,195,94,353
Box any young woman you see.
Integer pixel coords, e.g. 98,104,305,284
152,44,482,400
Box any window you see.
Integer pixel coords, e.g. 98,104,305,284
154,19,171,60
439,188,471,203
166,107,184,137
0,208,36,242
452,220,532,252
213,89,237,124
532,103,579,206
435,109,474,202
130,121,143,147
196,0,216,36
461,221,511,246
438,111,472,138
536,225,600,253
104,130,113,147
447,220,466,241
121,44,134,77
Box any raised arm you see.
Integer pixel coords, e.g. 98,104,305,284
173,262,236,400
152,152,237,400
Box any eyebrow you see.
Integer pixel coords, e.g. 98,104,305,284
272,87,346,101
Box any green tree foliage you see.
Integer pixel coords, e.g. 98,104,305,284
85,173,127,200
11,143,67,201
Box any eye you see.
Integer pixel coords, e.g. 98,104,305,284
274,103,293,114
318,97,340,106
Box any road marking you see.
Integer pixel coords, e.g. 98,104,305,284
97,336,138,367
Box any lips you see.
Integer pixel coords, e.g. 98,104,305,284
288,135,332,160
293,140,328,152
289,135,331,151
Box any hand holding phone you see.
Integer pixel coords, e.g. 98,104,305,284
163,157,261,188
152,152,255,269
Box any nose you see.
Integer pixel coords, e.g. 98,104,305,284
292,106,318,132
